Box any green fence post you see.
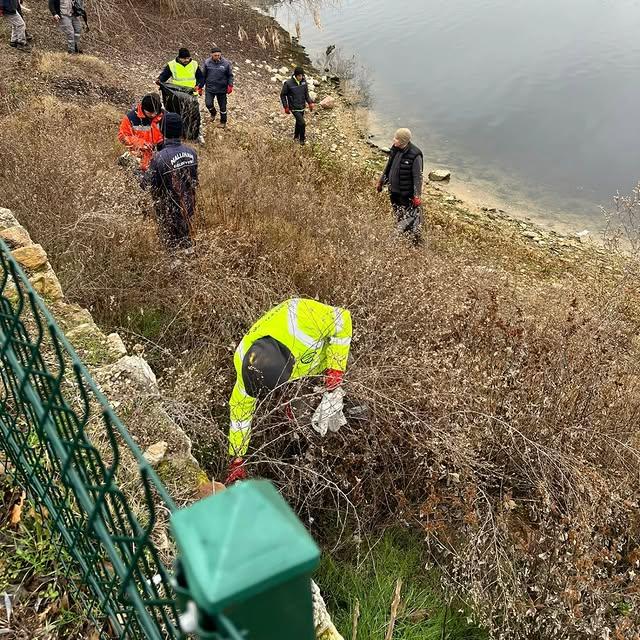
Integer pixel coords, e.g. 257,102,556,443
171,479,320,640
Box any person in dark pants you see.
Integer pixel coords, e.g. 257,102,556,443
202,46,234,128
144,113,199,250
377,128,425,244
280,66,315,145
156,48,205,142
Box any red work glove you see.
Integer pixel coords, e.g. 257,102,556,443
195,86,203,96
227,85,234,94
309,103,315,111
411,196,422,207
224,458,247,485
284,106,291,115
325,369,344,391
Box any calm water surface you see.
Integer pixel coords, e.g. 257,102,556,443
261,0,640,230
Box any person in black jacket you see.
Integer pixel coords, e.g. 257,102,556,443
48,0,84,53
2,0,30,51
377,128,425,244
202,47,234,128
280,66,315,145
144,113,199,250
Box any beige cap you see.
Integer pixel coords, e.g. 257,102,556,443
394,128,412,144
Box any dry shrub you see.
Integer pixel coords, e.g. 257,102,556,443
2,17,640,639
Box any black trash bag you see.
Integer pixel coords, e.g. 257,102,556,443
159,83,201,141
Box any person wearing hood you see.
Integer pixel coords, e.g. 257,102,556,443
377,128,425,244
144,112,199,249
202,46,234,128
224,298,352,485
156,48,205,142
280,66,315,145
118,93,164,172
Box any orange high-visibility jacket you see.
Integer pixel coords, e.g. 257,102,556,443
118,104,164,171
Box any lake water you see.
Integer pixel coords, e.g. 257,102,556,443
259,0,640,231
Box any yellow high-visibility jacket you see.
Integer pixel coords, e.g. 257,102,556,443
167,59,199,89
228,298,352,457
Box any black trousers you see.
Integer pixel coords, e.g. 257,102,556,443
205,91,228,123
293,110,306,141
390,192,422,243
155,200,194,249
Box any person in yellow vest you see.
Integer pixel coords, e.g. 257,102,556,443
156,48,204,142
225,298,353,484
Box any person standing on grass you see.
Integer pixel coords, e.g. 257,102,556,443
48,0,84,54
144,113,199,250
280,66,314,145
2,0,30,51
203,46,234,129
376,128,424,245
156,48,205,142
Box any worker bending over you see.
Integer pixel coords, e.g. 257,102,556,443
225,298,352,484
118,93,164,172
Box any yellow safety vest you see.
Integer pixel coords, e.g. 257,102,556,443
167,59,198,89
228,298,353,457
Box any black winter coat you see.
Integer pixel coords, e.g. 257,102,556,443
280,76,311,111
2,0,20,15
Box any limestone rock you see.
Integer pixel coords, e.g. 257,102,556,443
96,355,158,394
0,226,32,249
279,65,289,75
429,169,451,182
320,96,336,110
30,267,63,301
143,441,168,466
311,581,344,640
0,208,18,230
107,332,127,357
12,244,48,270
309,91,318,102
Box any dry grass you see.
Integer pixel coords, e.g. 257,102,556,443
2,2,640,638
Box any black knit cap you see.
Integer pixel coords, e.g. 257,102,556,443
242,336,295,398
211,46,222,53
294,66,304,76
141,93,162,114
178,48,191,59
162,112,183,139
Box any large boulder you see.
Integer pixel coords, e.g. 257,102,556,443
320,96,336,110
429,169,451,182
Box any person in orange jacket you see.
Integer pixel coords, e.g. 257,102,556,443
118,94,165,172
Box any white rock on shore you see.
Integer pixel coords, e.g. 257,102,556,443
429,169,451,182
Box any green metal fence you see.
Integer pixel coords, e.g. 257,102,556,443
0,237,188,638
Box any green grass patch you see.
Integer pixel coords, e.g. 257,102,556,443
317,529,486,640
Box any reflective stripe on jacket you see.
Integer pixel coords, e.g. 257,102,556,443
167,59,199,89
228,298,352,457
117,104,164,171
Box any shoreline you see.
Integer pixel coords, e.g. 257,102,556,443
260,1,608,241
240,3,620,268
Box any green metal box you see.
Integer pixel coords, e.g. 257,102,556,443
171,479,320,639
